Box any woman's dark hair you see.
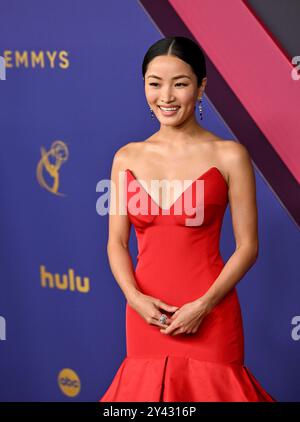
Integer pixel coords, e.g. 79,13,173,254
142,36,206,87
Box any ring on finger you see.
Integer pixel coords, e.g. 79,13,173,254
159,313,168,325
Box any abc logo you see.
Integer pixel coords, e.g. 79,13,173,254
58,368,81,397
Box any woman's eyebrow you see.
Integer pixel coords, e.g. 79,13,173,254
147,74,191,80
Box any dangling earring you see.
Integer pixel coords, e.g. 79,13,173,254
198,97,203,120
149,105,154,119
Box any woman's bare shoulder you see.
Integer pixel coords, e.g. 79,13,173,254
217,139,251,165
111,141,145,170
215,139,253,188
207,137,251,183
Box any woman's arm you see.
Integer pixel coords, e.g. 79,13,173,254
199,141,259,312
106,144,180,328
106,144,141,305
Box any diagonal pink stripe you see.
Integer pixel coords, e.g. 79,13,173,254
169,0,300,183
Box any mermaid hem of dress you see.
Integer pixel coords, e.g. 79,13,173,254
99,355,276,402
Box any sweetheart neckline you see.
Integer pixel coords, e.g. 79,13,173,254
125,166,228,212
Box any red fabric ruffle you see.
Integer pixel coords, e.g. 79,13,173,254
99,355,276,402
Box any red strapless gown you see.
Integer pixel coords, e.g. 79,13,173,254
99,167,276,402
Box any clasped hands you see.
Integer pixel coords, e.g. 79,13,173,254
128,291,213,337
159,297,212,336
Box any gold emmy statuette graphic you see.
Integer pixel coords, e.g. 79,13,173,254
36,140,69,196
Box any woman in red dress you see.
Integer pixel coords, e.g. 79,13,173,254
99,36,276,402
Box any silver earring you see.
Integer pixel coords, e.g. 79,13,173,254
149,105,154,119
198,97,203,120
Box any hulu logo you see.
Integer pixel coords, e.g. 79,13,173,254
40,265,90,293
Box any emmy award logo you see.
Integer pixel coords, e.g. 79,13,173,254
36,140,69,196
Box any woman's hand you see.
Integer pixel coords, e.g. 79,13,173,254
128,291,180,329
159,297,212,336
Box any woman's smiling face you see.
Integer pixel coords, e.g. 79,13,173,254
144,55,206,125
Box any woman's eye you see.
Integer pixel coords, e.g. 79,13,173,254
149,82,188,87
